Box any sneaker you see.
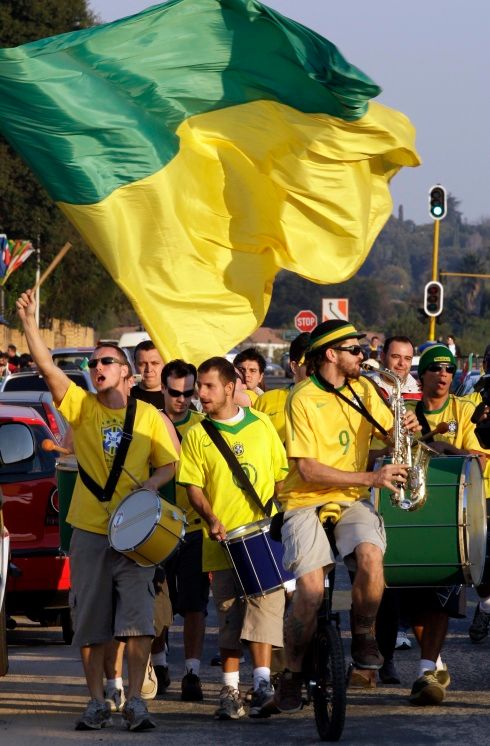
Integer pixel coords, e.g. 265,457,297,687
141,660,158,700
181,670,203,701
435,665,451,689
469,604,490,643
75,699,113,730
122,696,156,731
214,685,246,720
104,685,126,712
395,630,412,650
154,664,171,694
273,671,303,713
409,671,445,706
249,679,277,718
351,633,383,670
379,659,401,685
210,652,222,666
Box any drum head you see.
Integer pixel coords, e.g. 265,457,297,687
226,518,270,542
465,457,487,586
109,489,161,552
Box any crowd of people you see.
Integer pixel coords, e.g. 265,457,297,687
12,287,490,732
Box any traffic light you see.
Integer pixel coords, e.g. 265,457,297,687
429,185,447,220
423,281,444,316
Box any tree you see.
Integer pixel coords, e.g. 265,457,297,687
0,1,135,330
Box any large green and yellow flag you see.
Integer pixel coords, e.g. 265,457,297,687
0,0,420,363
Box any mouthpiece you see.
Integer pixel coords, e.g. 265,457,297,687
361,359,380,372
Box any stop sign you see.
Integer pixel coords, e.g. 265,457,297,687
294,309,318,333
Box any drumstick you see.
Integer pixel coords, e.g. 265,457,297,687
418,422,450,442
121,465,144,489
32,241,72,294
42,439,72,455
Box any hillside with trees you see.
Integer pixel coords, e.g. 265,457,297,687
1,3,489,353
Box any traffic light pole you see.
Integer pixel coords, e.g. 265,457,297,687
428,219,440,341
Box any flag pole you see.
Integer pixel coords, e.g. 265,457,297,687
32,242,72,297
35,233,41,326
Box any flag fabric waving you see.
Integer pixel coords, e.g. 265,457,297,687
0,236,35,286
0,0,420,363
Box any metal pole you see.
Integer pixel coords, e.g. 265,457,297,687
428,219,440,341
35,234,41,326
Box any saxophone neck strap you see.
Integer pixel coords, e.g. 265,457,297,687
314,371,389,438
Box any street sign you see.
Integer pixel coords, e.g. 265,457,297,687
322,298,349,321
283,329,300,341
294,309,317,333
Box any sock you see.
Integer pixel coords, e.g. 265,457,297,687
105,676,123,690
253,666,270,691
435,655,444,671
152,651,167,667
418,658,436,677
223,670,240,690
479,595,490,613
185,658,200,676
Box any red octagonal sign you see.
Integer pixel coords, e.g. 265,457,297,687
294,309,318,333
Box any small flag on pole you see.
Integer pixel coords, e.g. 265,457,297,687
0,236,35,286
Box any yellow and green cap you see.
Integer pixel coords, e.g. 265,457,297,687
307,320,365,353
418,344,456,377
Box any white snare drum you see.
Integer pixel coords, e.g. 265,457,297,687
108,489,186,567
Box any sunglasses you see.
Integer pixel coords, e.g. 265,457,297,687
332,345,363,356
426,363,456,374
166,386,195,398
87,356,125,369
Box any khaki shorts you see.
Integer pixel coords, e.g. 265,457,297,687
282,500,386,579
211,569,284,650
69,529,156,647
153,569,173,638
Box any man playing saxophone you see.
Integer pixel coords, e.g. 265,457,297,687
272,320,420,712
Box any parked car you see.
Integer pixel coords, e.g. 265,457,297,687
0,391,68,443
0,419,37,675
0,369,95,393
0,405,71,642
265,362,284,377
51,346,94,370
451,369,481,396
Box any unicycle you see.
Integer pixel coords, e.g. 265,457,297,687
302,579,347,741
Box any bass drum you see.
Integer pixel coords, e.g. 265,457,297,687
375,455,486,587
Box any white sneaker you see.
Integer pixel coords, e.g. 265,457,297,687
395,630,412,650
141,659,158,700
104,685,126,712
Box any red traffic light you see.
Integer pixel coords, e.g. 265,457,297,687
423,281,444,316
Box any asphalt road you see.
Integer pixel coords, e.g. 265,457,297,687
1,565,490,745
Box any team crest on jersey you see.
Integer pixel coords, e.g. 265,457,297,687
232,442,245,457
447,420,458,434
102,425,122,456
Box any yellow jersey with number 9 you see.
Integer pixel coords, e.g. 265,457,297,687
279,374,393,513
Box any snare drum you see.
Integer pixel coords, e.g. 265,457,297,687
223,518,294,598
375,455,486,586
56,455,78,553
109,489,186,567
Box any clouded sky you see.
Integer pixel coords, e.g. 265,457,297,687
90,0,490,225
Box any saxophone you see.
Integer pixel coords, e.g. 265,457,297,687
362,360,433,511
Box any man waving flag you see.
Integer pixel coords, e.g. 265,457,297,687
0,0,420,363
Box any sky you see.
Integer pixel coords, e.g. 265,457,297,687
90,0,490,226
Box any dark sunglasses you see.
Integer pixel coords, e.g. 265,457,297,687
167,386,195,398
332,345,363,356
426,363,456,374
87,356,125,369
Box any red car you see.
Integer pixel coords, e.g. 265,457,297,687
0,405,71,642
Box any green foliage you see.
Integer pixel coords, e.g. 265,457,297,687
265,195,490,355
0,0,135,332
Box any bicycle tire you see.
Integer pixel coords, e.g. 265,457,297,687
311,624,346,742
0,598,8,676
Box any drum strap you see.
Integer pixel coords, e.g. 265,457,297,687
314,371,389,438
200,419,275,518
77,397,137,502
415,401,433,440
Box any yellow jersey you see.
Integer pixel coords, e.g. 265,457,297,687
279,374,393,515
59,383,178,535
254,387,289,442
177,407,288,571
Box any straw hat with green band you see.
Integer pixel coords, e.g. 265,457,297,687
418,344,456,377
307,320,366,353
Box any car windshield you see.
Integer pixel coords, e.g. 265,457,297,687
0,422,56,481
